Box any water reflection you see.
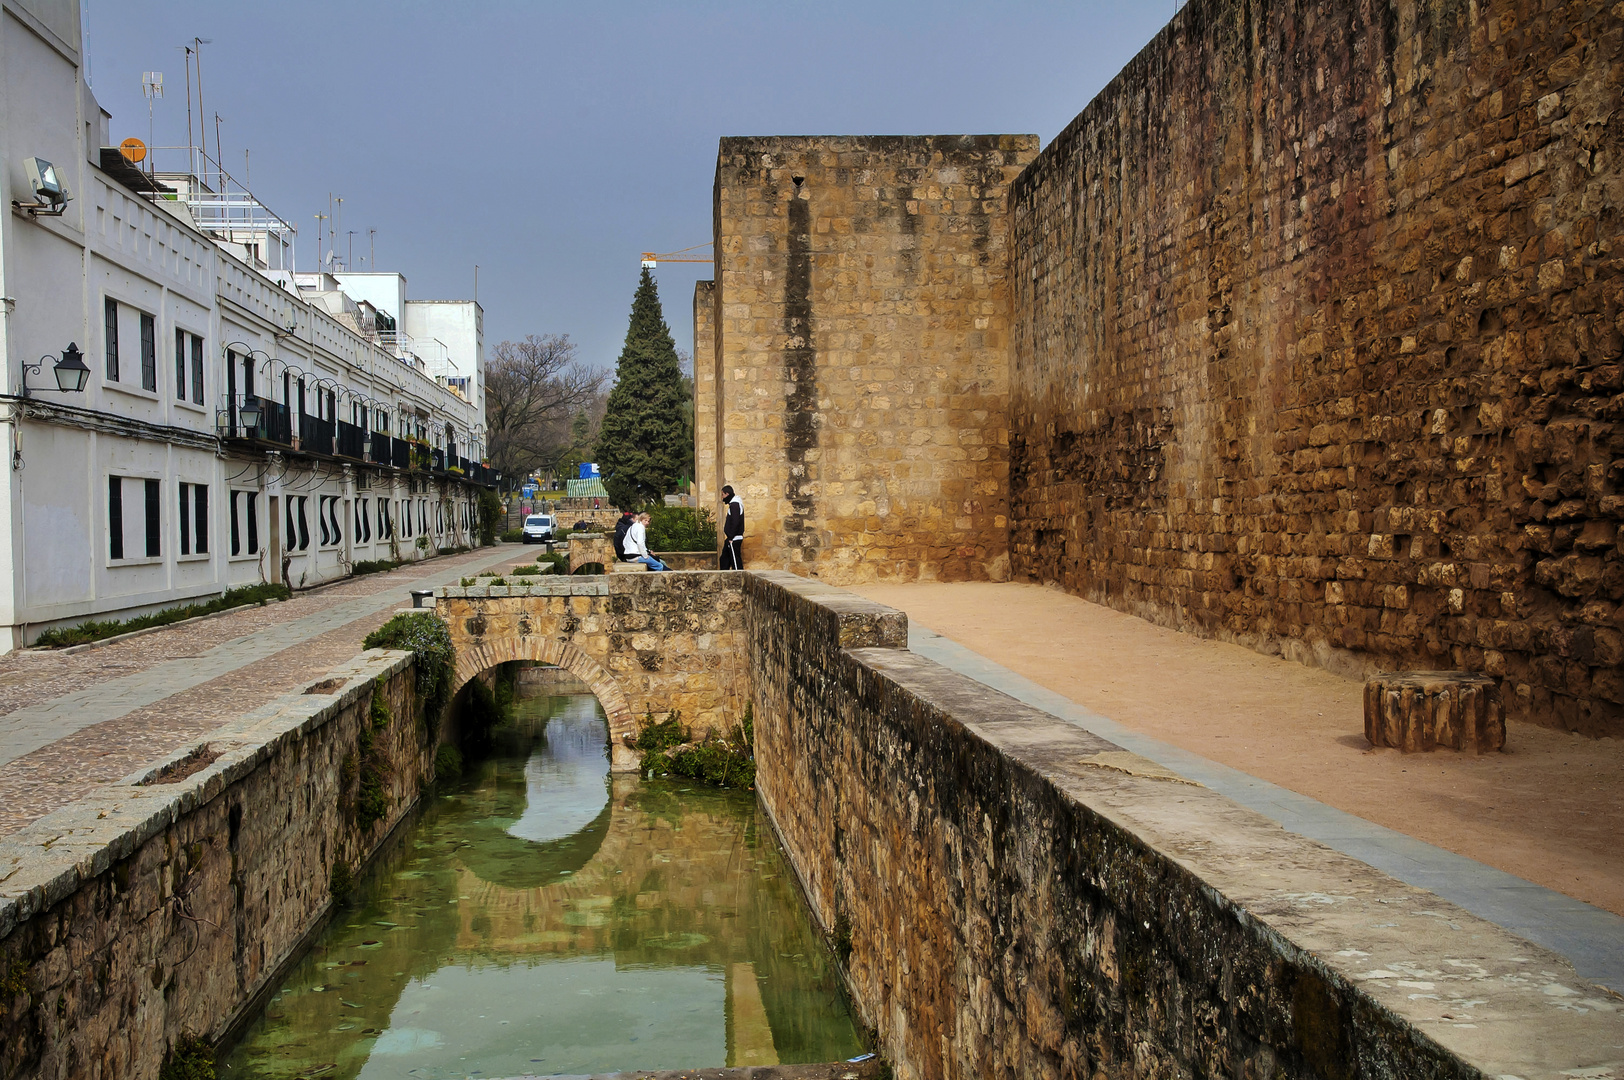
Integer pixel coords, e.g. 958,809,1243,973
222,689,861,1079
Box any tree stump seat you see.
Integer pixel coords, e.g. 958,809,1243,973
1363,671,1505,754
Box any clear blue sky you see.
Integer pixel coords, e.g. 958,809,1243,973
85,2,1177,372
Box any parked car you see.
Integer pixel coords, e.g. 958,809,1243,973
521,514,556,543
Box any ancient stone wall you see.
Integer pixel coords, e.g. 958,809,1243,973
0,650,434,1080
1007,0,1624,734
440,572,750,770
712,135,1040,584
743,570,1624,1079
693,279,720,512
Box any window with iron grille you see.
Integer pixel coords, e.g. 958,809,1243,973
140,313,157,392
104,298,120,381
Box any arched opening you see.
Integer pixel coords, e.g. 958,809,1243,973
452,636,637,770
572,562,605,575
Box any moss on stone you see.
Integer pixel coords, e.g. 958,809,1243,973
158,1033,214,1080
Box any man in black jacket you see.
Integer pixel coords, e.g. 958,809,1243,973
612,509,635,562
719,486,744,570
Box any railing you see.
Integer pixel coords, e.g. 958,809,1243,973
335,420,367,461
431,448,446,473
390,437,411,470
469,463,498,487
301,414,334,456
217,395,292,445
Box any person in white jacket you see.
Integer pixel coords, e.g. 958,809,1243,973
624,512,669,571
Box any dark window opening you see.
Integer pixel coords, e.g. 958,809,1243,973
140,313,157,392
108,476,124,560
104,298,119,381
144,479,161,557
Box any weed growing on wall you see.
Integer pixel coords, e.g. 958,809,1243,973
363,613,455,724
635,704,755,787
0,955,28,1018
158,1033,214,1080
329,862,353,905
353,678,396,832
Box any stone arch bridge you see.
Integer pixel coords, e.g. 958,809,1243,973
439,572,748,770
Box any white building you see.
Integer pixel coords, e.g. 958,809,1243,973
0,0,495,650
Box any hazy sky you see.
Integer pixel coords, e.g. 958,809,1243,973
85,2,1176,372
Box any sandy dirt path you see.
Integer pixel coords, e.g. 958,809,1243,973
850,581,1624,916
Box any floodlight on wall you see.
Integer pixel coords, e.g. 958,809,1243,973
12,158,71,217
20,343,90,397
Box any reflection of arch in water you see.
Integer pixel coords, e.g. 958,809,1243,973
452,637,637,768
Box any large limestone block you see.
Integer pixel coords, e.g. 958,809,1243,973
1364,671,1505,753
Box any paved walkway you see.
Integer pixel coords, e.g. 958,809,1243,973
0,545,527,836
852,582,1624,994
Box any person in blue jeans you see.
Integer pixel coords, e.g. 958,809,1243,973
625,511,669,571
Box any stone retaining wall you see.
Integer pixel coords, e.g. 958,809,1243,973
744,570,1624,1079
0,650,436,1080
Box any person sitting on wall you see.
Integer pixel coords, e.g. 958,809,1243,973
624,511,669,571
612,509,635,561
719,485,744,570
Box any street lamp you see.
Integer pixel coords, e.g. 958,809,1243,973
238,394,263,430
20,342,90,396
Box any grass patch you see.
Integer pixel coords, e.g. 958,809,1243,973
634,704,755,787
33,582,291,648
510,564,542,576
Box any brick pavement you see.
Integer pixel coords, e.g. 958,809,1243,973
0,545,534,837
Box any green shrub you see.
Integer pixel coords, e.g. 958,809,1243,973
158,1033,215,1080
635,704,755,787
647,505,717,552
32,582,291,648
500,528,524,543
488,577,508,586
510,564,541,576
460,577,476,587
352,558,403,576
362,613,455,722
536,552,568,573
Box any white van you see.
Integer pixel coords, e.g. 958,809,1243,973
522,514,556,543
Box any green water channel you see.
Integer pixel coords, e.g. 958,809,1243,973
221,690,863,1079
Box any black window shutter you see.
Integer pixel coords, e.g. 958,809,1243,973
246,493,259,554
191,336,204,404
195,486,209,555
104,298,119,381
140,314,157,392
230,491,241,556
299,497,309,550
108,476,124,559
174,329,187,399
179,484,191,555
145,479,161,557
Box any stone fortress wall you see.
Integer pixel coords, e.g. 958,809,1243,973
709,135,1041,583
700,0,1624,736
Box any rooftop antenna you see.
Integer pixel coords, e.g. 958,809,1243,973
181,46,194,180
368,227,376,269
192,38,212,181
347,230,357,272
213,111,225,190
314,212,328,274
334,196,343,267
141,72,164,176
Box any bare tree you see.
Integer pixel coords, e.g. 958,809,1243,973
484,335,604,484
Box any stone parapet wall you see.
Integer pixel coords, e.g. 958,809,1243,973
0,650,435,1080
712,135,1040,584
1006,0,1624,735
743,571,1624,1079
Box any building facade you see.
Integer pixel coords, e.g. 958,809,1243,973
0,0,494,650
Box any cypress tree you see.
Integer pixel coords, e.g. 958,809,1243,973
596,268,691,507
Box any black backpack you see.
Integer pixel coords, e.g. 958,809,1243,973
612,515,631,559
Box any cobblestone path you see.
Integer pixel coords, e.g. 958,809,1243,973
0,545,531,837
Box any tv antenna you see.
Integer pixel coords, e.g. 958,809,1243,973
141,72,163,174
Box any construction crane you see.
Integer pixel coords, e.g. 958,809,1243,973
641,242,712,269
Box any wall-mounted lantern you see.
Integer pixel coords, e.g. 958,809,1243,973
21,342,90,396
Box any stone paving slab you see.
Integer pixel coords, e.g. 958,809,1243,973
907,623,1624,995
0,546,523,837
